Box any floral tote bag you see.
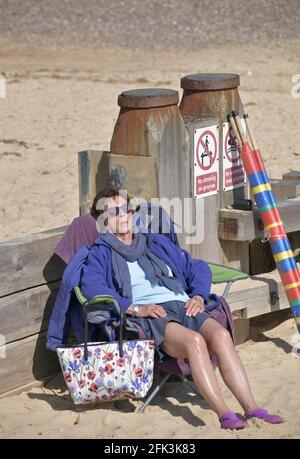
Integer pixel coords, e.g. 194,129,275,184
56,298,155,405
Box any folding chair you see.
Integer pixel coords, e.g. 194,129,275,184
53,200,249,411
73,261,249,413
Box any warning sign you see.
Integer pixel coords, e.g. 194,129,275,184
194,126,219,198
222,120,246,191
194,125,219,198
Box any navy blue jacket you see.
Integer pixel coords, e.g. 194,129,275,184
47,233,214,351
80,233,213,312
47,245,91,351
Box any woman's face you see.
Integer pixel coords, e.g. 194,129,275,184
103,195,134,235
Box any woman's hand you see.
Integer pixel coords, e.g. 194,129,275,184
185,296,205,317
138,304,167,319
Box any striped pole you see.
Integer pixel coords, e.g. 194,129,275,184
230,112,300,333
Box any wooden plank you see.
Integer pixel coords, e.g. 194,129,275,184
282,171,300,181
107,154,157,200
0,282,60,343
213,268,293,319
0,228,66,297
78,150,109,215
0,380,45,399
270,179,300,201
188,194,223,263
276,198,300,233
234,318,250,345
79,149,158,212
219,197,300,241
220,240,250,273
242,298,290,319
154,109,190,202
213,277,269,306
0,332,60,395
218,208,262,241
110,102,189,202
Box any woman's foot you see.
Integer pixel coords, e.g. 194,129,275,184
219,411,245,430
246,407,284,424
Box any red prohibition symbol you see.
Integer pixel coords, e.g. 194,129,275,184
196,130,217,170
225,128,241,163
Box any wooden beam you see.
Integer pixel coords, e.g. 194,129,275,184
107,153,157,201
270,179,300,201
0,282,60,343
78,150,158,215
0,228,66,297
0,380,45,400
78,150,108,215
0,332,60,395
218,208,262,241
234,318,250,345
220,240,250,273
213,268,292,319
219,197,300,241
282,171,300,181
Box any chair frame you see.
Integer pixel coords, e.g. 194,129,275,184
74,261,249,413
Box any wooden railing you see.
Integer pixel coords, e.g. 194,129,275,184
0,227,67,395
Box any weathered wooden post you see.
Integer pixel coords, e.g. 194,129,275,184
79,88,190,220
110,88,189,201
179,73,251,271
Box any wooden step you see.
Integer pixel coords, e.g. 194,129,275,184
270,179,300,201
282,171,300,181
219,197,300,241
213,267,293,319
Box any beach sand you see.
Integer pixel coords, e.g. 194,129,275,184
1,42,300,241
1,2,300,439
0,311,299,439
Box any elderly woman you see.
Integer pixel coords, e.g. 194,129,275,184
80,188,283,430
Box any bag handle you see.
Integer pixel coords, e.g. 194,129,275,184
81,295,126,361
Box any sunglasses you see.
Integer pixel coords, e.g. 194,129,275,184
105,203,136,217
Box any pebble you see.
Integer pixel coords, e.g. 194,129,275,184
0,1,299,50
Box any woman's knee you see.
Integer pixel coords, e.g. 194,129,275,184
185,331,208,355
209,326,233,350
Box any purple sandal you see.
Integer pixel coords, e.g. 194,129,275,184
220,411,245,430
246,408,284,424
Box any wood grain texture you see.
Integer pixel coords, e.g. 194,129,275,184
0,332,59,395
219,197,300,241
78,150,108,215
0,228,66,297
0,281,60,343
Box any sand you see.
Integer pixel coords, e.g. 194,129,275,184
0,311,299,439
1,2,300,440
1,42,300,241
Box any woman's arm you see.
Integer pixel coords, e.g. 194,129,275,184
184,254,212,303
162,237,212,303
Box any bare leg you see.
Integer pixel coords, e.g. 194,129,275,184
161,321,231,418
200,318,258,414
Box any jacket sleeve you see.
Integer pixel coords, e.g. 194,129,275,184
80,246,132,313
168,240,212,303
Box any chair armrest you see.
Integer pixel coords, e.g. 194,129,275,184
74,286,122,317
208,262,250,284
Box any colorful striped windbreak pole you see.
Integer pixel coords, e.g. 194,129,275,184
230,112,300,334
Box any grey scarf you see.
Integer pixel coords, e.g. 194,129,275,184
101,231,185,300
